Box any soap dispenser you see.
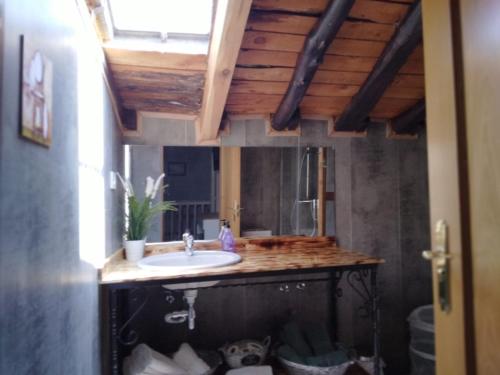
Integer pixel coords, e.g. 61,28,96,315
220,220,235,252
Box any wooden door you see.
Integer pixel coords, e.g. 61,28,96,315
219,147,241,236
422,2,470,372
423,0,500,374
457,0,500,372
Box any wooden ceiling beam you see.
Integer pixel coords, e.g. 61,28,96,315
251,0,409,24
104,48,208,71
388,99,425,134
334,1,422,132
271,0,356,131
197,0,252,142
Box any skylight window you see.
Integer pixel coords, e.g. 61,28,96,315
108,0,213,36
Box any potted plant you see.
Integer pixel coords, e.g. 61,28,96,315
117,173,176,261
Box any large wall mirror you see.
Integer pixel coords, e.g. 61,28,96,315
129,146,336,242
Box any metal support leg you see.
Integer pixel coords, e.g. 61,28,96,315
371,268,380,375
330,270,344,342
110,288,120,375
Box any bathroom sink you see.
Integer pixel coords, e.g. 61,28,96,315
137,250,241,271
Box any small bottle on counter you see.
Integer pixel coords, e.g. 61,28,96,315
219,219,235,252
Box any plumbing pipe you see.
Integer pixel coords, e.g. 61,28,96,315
184,290,198,330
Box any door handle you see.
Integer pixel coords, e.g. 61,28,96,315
422,219,451,313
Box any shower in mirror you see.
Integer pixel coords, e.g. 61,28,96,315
293,147,319,236
240,146,333,237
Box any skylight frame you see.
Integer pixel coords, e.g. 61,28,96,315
106,0,213,43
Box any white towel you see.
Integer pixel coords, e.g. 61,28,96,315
129,343,187,375
124,354,168,375
226,366,273,375
173,343,210,375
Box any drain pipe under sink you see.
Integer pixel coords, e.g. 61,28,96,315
164,289,198,330
184,289,198,330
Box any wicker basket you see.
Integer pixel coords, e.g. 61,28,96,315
278,357,352,375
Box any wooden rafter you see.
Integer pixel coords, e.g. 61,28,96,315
334,1,422,132
271,0,355,130
197,0,252,142
389,99,425,134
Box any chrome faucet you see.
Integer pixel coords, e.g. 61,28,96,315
182,230,194,256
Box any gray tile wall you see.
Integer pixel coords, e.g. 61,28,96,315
125,274,332,356
124,117,197,146
0,1,123,374
333,125,432,374
241,147,283,235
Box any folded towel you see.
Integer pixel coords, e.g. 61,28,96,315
173,343,210,375
124,355,163,375
130,343,187,375
226,365,273,375
280,321,313,358
303,323,334,356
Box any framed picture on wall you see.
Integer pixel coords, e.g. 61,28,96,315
167,162,186,176
20,35,53,147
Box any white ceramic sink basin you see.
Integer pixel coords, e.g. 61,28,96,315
137,250,241,271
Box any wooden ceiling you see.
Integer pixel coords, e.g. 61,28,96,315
227,0,424,119
91,0,425,137
104,48,207,115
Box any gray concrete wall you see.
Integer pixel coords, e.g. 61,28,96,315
0,1,123,373
333,125,431,374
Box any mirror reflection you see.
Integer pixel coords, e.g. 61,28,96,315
129,146,335,242
240,147,321,238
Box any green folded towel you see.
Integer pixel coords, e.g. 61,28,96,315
280,321,314,358
303,323,335,356
277,345,305,365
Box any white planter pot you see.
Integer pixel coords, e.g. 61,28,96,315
124,239,146,262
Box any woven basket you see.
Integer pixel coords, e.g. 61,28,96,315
278,357,351,375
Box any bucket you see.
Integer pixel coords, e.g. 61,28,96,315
408,305,435,375
409,340,435,375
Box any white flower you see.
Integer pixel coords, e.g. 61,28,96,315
151,173,165,200
116,173,135,197
145,176,155,198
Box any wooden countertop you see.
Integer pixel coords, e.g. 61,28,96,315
99,236,384,286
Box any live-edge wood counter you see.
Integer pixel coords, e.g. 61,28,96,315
100,236,384,375
100,236,384,286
